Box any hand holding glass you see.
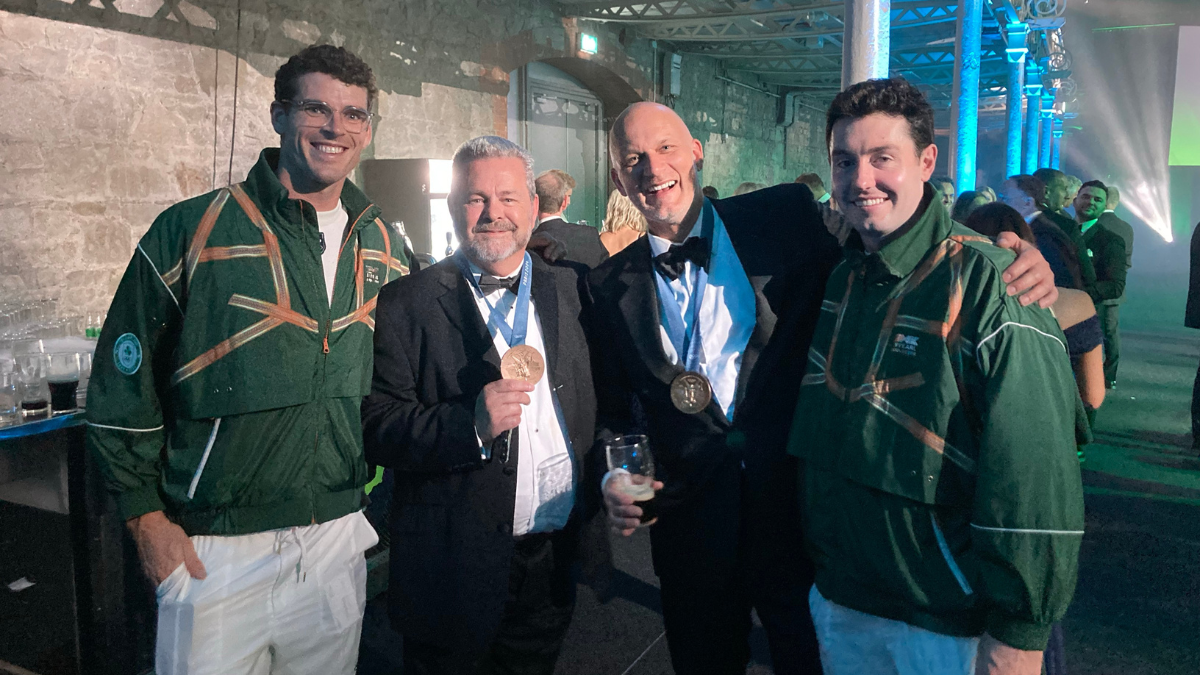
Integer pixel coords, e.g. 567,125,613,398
604,435,658,523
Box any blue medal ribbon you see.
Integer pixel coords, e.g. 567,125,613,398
653,199,716,372
456,251,533,348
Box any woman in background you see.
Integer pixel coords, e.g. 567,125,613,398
600,189,648,256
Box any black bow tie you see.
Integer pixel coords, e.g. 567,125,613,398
478,274,520,296
653,237,711,282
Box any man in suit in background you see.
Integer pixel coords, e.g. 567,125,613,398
1186,222,1200,453
532,169,609,269
1001,174,1089,290
589,102,1057,674
932,175,956,211
1034,168,1099,292
362,136,599,675
1076,180,1128,389
795,173,833,215
1097,185,1134,386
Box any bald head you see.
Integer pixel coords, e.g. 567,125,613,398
608,102,705,241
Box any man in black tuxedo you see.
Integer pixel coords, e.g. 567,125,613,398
532,169,609,268
1001,174,1089,290
1075,180,1128,389
589,102,1058,674
1033,168,1099,292
1096,184,1134,386
362,136,598,675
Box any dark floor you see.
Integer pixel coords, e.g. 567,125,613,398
355,275,1200,675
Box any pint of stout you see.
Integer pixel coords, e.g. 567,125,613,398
605,434,657,524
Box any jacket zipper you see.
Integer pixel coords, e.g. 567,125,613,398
187,418,222,499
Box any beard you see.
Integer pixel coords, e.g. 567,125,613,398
459,222,530,264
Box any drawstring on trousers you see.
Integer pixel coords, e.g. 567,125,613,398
274,528,309,582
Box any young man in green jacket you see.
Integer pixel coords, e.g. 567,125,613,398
86,45,411,675
787,78,1084,675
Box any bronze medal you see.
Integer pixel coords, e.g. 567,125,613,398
670,371,712,414
500,344,545,385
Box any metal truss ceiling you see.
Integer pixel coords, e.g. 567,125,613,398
559,0,1063,109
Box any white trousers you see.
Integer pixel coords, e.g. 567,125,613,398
809,584,980,675
155,511,379,675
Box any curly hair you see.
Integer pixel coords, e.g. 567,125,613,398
825,77,935,156
275,44,379,109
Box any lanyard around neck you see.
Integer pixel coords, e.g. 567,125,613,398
653,199,716,371
456,252,533,348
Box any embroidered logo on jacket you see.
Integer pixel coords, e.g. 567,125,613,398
891,333,919,357
114,333,143,375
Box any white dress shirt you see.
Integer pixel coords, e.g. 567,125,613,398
465,262,575,536
647,200,755,419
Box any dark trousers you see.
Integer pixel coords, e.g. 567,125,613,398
403,533,576,675
654,465,820,675
1097,303,1121,384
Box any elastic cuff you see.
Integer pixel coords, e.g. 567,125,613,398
985,611,1053,651
116,485,167,522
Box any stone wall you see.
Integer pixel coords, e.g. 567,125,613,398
0,0,826,313
672,57,829,197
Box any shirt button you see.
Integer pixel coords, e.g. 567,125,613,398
497,523,512,535
503,466,516,476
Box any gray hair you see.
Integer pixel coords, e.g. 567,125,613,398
450,136,536,198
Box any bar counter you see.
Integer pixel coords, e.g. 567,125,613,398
0,413,155,675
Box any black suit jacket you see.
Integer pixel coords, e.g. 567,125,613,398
362,254,599,653
1039,210,1098,293
1097,212,1134,305
1028,216,1086,290
535,217,610,269
1083,222,1128,303
586,184,842,588
1187,223,1200,329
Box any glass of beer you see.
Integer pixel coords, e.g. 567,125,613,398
15,354,50,421
605,434,657,523
46,352,81,413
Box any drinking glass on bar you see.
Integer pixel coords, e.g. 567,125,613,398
16,354,50,421
0,371,19,428
46,352,81,413
604,434,657,523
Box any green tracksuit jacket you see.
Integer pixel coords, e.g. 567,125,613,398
87,149,412,535
787,190,1085,651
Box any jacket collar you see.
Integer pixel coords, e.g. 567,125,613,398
844,183,947,280
240,148,380,232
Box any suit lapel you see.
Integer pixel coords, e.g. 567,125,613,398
614,237,680,389
718,209,779,413
530,262,560,384
435,261,502,370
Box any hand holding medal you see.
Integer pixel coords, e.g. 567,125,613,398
461,252,546,451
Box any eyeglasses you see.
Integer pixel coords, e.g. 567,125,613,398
279,99,376,134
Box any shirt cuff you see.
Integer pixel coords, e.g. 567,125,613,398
475,425,489,461
115,485,167,522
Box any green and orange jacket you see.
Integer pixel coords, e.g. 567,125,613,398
787,188,1085,651
87,149,412,536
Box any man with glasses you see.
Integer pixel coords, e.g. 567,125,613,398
86,44,412,675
